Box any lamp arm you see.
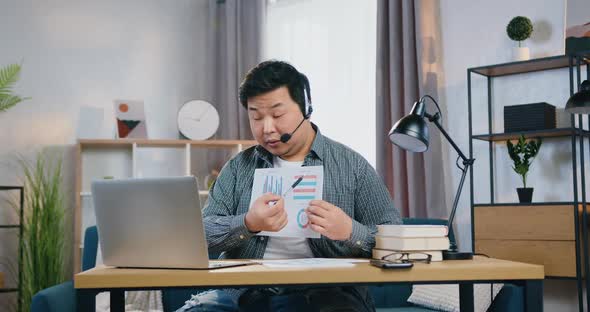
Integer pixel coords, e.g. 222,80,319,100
446,160,472,250
419,94,468,162
427,116,470,162
421,100,474,251
419,95,443,122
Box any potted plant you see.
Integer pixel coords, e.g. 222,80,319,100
507,135,542,203
1,63,29,112
506,16,534,61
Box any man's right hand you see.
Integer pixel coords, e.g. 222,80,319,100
245,193,288,232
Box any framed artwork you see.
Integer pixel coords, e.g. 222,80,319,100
114,100,148,139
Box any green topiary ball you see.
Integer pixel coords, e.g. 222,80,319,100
506,16,533,42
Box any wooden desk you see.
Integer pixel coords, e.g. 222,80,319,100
75,257,544,312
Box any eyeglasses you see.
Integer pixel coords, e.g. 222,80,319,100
380,252,432,264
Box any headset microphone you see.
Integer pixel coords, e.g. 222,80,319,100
280,117,306,143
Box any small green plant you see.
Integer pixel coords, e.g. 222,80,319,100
507,135,542,188
0,63,29,112
506,16,533,47
18,152,68,312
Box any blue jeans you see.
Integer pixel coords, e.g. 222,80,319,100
175,287,374,312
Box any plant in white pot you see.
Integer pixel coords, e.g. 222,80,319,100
507,135,542,203
506,16,534,61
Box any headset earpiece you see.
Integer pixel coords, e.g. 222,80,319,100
281,75,312,144
303,79,313,119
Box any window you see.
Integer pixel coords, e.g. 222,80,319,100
264,0,377,167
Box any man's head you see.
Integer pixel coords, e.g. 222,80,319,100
239,60,315,161
239,60,311,117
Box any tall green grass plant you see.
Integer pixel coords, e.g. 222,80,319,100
19,152,68,312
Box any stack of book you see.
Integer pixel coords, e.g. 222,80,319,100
372,224,450,262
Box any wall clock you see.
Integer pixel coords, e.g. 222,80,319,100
177,100,220,140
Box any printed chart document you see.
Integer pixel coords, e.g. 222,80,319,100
249,166,323,238
256,258,369,268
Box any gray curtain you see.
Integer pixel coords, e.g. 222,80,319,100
199,0,265,179
376,0,447,219
208,0,266,140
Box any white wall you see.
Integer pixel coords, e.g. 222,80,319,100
264,0,377,167
567,0,589,27
0,0,210,309
438,0,588,310
0,0,211,154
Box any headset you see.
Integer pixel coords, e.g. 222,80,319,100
280,74,313,143
302,75,313,119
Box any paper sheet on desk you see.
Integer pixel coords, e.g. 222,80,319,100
256,258,369,268
250,166,323,238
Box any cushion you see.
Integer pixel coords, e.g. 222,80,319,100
407,284,503,312
95,243,163,311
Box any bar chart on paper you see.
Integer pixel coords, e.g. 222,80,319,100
250,166,324,238
263,175,283,195
292,175,317,201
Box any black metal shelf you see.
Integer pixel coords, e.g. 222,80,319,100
0,186,23,312
472,128,589,142
468,53,590,311
474,202,579,207
469,52,590,77
0,225,20,229
0,186,23,191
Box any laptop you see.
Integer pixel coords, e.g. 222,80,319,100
92,176,250,269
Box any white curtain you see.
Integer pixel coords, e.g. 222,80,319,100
264,0,378,167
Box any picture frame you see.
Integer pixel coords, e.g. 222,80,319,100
114,99,148,139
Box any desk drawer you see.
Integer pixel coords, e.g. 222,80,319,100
475,239,577,277
474,205,577,240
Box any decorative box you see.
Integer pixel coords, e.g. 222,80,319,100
504,103,556,133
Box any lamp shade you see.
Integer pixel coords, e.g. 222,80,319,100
388,101,429,152
565,80,590,114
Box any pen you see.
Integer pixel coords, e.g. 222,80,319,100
281,176,304,197
269,176,304,206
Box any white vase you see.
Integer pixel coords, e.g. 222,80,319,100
512,47,530,61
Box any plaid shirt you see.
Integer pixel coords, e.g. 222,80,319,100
202,124,401,304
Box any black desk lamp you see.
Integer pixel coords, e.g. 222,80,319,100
565,80,590,114
388,95,474,260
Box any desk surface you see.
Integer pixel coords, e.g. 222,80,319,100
75,257,544,289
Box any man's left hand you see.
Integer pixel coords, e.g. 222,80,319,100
306,200,352,241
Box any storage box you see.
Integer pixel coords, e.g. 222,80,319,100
504,103,556,133
566,37,590,55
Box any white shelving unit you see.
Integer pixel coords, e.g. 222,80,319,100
74,139,256,273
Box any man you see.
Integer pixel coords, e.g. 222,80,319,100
177,60,401,312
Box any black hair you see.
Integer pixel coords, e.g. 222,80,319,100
238,60,310,116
